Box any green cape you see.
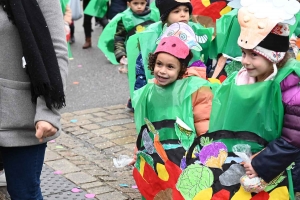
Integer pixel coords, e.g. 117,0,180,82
209,9,242,59
133,76,212,150
84,0,109,18
60,0,69,14
209,59,300,152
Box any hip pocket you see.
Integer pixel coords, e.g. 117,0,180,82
0,79,36,129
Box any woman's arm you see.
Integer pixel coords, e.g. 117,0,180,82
34,0,68,133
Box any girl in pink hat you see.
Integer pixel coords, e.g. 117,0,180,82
132,31,214,199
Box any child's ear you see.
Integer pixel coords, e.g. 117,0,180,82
127,2,130,7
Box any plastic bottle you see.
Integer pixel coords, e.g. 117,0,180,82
113,155,133,168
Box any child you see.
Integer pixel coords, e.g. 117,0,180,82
195,1,300,199
132,25,213,199
127,0,213,110
98,0,159,65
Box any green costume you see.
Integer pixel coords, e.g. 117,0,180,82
98,5,160,65
209,9,242,59
192,60,300,199
209,61,300,152
84,0,109,18
60,0,69,13
133,76,212,160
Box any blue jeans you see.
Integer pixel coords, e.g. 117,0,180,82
1,143,47,200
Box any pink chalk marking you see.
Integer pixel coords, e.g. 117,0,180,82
85,194,96,198
53,171,63,175
49,140,56,143
71,188,81,193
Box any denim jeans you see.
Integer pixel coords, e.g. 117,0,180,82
1,143,47,200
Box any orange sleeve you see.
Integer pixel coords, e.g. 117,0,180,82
192,86,213,136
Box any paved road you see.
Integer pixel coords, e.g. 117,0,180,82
61,18,130,113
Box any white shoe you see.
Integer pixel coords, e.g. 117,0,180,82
0,170,7,186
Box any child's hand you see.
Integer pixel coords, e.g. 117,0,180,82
243,162,258,178
290,37,297,48
128,146,138,166
120,56,128,66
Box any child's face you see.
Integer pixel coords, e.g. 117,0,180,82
241,48,273,82
167,5,190,26
127,0,147,14
154,52,181,86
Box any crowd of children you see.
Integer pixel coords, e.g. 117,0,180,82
98,0,300,199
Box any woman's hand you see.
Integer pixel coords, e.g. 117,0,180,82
243,162,258,178
35,121,58,142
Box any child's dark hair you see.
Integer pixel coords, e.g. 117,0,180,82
148,51,193,79
161,7,191,27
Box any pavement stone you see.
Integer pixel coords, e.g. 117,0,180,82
75,119,93,126
61,112,75,118
64,172,97,184
91,128,112,135
72,108,106,115
70,114,95,120
86,136,108,145
46,159,81,174
113,136,137,145
61,123,77,129
101,129,136,140
72,128,91,135
95,191,128,200
67,155,86,161
76,132,98,140
103,114,130,121
44,149,62,162
109,125,128,131
94,141,116,150
81,124,101,130
106,109,129,115
89,117,107,123
99,118,134,127
87,186,115,195
80,181,104,189
93,112,110,117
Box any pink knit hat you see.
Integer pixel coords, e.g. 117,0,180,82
154,36,190,59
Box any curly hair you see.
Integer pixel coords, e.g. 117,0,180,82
148,51,193,79
0,0,15,24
